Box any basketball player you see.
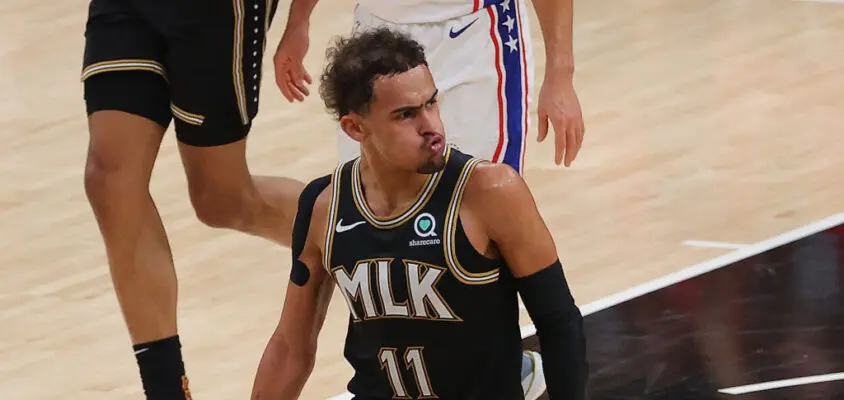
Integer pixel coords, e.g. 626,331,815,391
274,0,584,171
251,28,588,400
80,0,305,398
273,0,582,396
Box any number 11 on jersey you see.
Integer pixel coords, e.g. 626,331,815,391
379,347,437,398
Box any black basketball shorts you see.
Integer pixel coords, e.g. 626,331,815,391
81,0,279,147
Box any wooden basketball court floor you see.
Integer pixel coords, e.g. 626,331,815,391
2,0,843,398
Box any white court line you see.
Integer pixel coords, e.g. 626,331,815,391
683,240,748,249
718,372,844,395
794,0,844,4
328,212,844,400
521,212,844,338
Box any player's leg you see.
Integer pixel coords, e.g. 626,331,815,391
160,0,303,247
434,0,534,175
81,1,189,398
177,140,304,247
428,2,543,397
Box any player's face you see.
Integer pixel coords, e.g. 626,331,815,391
361,65,447,174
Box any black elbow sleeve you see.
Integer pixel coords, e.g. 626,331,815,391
289,174,331,287
515,260,588,400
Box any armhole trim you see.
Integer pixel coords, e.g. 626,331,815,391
443,158,500,285
323,164,344,272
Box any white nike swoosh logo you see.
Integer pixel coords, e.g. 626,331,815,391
134,348,149,355
336,219,366,233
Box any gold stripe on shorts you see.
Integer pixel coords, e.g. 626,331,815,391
80,59,167,82
170,104,205,126
232,0,249,125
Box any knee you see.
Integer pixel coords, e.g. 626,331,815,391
189,184,253,230
84,148,132,211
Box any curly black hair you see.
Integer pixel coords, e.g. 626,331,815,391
319,27,429,120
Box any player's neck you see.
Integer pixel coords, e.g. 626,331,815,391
358,158,429,218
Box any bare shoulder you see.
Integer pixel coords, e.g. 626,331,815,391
460,161,543,235
463,161,531,205
461,162,556,272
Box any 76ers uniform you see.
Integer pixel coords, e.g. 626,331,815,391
337,0,534,175
324,147,526,399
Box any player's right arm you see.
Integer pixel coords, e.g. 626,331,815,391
463,162,588,399
273,0,321,102
251,176,333,400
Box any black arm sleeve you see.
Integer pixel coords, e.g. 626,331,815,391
289,174,332,287
515,260,588,399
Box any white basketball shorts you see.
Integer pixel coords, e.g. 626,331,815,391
336,0,535,174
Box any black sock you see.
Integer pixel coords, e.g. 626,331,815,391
133,335,192,400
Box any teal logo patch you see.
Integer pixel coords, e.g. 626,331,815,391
414,213,437,238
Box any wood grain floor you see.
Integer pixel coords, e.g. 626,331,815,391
1,0,843,398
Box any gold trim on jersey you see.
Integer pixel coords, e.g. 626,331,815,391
322,163,344,272
443,158,499,285
351,147,451,229
232,0,249,125
170,103,205,126
80,59,167,82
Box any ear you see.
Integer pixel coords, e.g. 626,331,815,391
340,114,365,143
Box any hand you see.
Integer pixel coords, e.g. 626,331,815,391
274,25,313,102
536,75,585,167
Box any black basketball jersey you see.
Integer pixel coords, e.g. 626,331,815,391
323,147,525,400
